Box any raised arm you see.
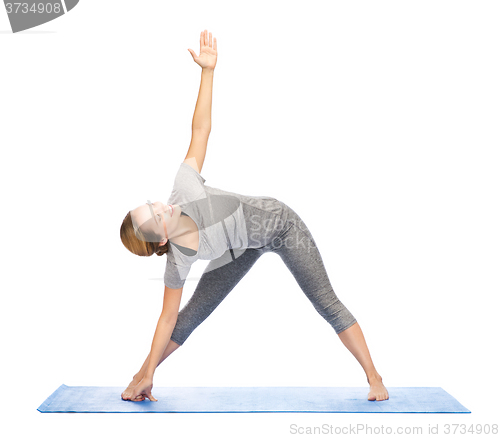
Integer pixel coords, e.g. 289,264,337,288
184,29,218,174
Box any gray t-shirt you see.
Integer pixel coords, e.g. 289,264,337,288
164,162,288,289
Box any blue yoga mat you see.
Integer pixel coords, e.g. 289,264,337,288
37,385,470,413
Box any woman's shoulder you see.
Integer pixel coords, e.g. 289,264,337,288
180,159,206,184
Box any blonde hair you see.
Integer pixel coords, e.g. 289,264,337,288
120,211,169,257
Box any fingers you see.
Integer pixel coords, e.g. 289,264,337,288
123,394,152,402
146,391,158,402
127,389,145,402
200,29,216,50
124,395,142,401
201,29,207,48
124,388,155,402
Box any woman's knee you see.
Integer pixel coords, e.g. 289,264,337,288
170,320,191,346
323,304,357,335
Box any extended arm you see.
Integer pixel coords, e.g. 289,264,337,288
184,70,212,174
144,286,183,380
126,286,183,401
184,30,217,174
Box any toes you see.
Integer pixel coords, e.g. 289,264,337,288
368,389,391,401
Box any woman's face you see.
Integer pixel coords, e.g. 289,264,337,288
131,201,178,246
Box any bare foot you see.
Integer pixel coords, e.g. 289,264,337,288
121,376,145,401
367,375,389,401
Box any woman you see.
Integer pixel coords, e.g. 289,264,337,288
120,30,389,403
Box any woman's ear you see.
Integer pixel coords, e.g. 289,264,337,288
159,238,168,246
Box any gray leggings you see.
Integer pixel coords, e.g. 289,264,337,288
170,202,357,346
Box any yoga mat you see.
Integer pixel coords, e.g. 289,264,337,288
38,384,470,414
37,385,470,413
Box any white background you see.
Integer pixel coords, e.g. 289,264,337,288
1,0,499,436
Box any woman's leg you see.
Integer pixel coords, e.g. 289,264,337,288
125,247,265,392
337,323,388,400
170,247,265,346
271,205,389,401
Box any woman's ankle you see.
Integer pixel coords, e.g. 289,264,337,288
367,371,382,383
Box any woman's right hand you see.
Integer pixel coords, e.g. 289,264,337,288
188,29,217,70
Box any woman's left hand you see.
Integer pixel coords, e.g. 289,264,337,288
129,377,158,402
188,29,217,70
